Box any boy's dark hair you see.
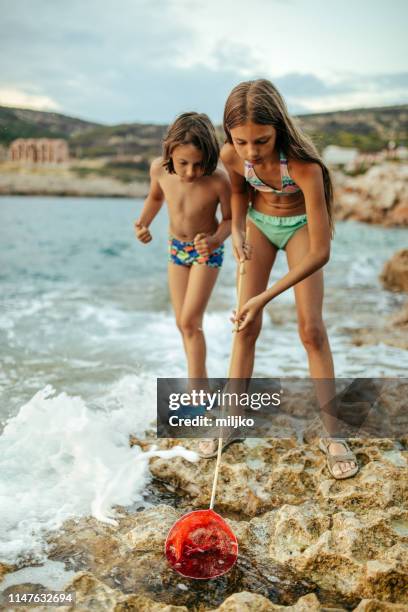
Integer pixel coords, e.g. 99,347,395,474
162,112,219,175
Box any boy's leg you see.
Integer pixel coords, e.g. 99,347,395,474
285,225,356,477
179,264,219,379
168,261,190,340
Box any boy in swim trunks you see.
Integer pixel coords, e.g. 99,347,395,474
134,112,231,379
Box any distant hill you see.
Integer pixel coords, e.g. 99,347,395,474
0,103,407,159
0,106,99,144
69,122,168,159
0,106,170,160
299,105,408,152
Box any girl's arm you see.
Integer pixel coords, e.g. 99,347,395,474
220,145,251,262
236,163,331,329
210,170,232,247
134,158,165,242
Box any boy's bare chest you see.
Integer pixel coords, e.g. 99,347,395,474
161,178,217,211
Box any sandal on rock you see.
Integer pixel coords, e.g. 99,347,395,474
198,430,244,459
319,438,359,480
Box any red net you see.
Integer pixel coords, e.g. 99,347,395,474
165,509,238,579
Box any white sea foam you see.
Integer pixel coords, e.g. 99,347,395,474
0,380,198,565
346,256,380,288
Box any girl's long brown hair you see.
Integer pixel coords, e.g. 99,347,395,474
223,79,334,235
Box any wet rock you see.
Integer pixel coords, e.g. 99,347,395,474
148,439,320,518
352,325,408,350
25,572,189,611
353,599,408,611
121,505,178,551
44,502,316,610
380,250,408,292
316,460,407,513
5,434,407,610
352,250,408,349
145,438,407,606
388,201,408,226
333,163,408,226
360,554,408,601
0,562,13,583
47,506,199,607
209,591,323,610
352,301,408,350
209,590,278,610
284,593,326,611
390,301,408,328
240,501,408,605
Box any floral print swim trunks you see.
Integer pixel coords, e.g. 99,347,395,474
168,236,224,268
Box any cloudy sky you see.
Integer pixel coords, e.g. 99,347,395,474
0,0,407,124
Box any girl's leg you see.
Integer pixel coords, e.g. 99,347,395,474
199,221,277,456
285,226,356,476
285,226,333,378
230,219,278,378
178,264,219,379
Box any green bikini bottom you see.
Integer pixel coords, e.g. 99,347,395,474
247,206,307,250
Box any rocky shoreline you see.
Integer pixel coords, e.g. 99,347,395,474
1,162,407,229
333,162,408,226
352,249,408,350
0,163,149,198
1,370,408,610
1,433,407,611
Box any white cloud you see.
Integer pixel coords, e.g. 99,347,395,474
297,89,408,113
0,87,60,111
292,73,408,112
0,0,406,122
167,0,408,77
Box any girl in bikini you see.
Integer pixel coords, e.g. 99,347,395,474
199,80,358,479
135,112,231,382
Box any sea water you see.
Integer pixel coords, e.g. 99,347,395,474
0,195,407,565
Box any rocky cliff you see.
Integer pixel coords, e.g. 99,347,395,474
333,163,408,226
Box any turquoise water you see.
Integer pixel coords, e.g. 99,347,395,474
1,195,408,422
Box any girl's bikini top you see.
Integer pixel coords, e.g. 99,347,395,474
244,151,302,196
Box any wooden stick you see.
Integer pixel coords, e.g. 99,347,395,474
210,224,249,510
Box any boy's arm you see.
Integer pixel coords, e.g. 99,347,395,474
134,159,165,241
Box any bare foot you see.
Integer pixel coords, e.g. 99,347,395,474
328,440,357,477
